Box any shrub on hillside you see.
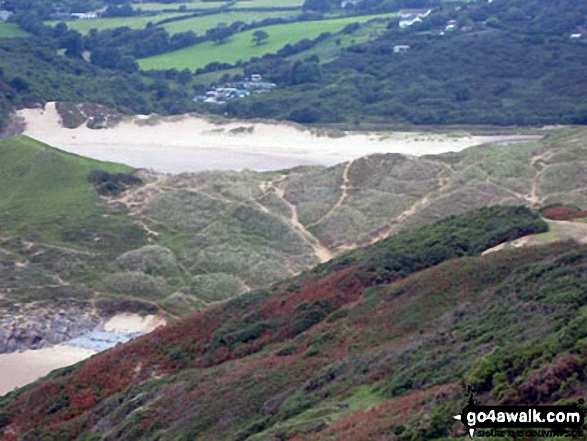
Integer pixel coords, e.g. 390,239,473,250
116,246,180,278
100,271,169,300
188,273,248,302
88,170,142,196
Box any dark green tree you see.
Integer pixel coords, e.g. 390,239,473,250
252,30,269,46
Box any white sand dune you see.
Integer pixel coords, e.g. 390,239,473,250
0,345,96,397
18,103,541,173
103,313,166,333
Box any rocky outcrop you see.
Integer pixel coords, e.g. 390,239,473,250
0,303,102,354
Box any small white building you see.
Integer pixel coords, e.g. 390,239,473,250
393,45,410,54
71,12,98,20
0,10,13,21
341,0,362,8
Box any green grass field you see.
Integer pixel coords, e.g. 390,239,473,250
135,1,232,11
0,135,140,248
141,13,396,70
235,0,304,8
288,18,389,63
135,0,302,11
0,22,29,38
159,10,297,34
46,12,188,34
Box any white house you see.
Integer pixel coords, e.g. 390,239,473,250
70,12,98,20
341,0,362,8
393,45,410,54
0,10,13,21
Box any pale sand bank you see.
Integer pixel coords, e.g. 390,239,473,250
103,313,166,333
0,345,96,396
18,103,541,173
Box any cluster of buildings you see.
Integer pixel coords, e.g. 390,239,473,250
194,75,277,104
440,19,473,34
50,11,101,21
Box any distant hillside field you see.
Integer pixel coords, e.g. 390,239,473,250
0,23,28,38
140,13,396,70
135,1,231,11
45,12,189,34
158,10,298,35
236,0,304,8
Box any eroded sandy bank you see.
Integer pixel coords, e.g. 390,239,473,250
18,103,542,173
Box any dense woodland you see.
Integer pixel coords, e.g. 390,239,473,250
0,0,586,128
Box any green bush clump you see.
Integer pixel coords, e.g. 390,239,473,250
188,273,248,302
88,170,142,196
100,271,169,300
211,319,275,351
289,300,333,338
318,205,548,285
116,245,180,278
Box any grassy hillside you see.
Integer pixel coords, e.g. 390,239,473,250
136,1,232,11
0,23,28,38
4,206,577,441
0,135,150,312
0,136,142,249
159,10,298,35
140,13,395,70
45,13,189,34
237,0,304,8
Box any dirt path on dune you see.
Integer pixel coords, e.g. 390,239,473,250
268,177,334,263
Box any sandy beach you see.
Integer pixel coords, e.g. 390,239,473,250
0,313,165,396
18,103,541,173
0,345,96,396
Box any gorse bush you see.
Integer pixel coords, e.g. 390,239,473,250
88,170,142,196
188,273,248,302
101,271,169,299
116,245,180,278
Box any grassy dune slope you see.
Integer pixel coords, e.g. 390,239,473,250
0,136,147,308
2,129,587,313
4,206,575,441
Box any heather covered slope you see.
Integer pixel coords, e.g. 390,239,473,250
6,206,581,441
